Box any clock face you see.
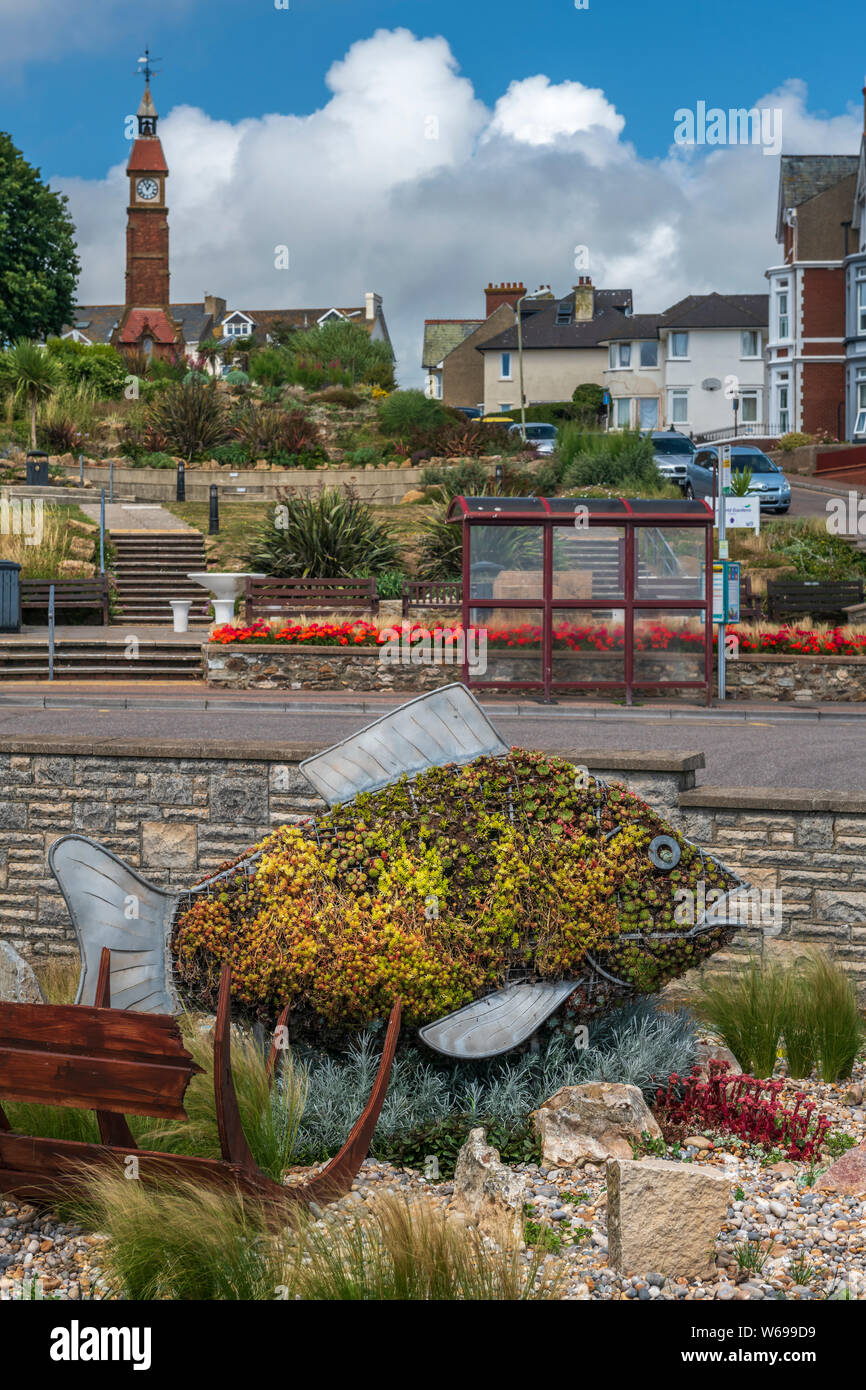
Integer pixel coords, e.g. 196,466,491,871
136,178,159,201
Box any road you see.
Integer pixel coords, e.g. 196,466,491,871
0,699,864,792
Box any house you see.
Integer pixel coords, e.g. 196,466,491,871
767,152,859,437
599,293,769,438
422,284,529,406
476,279,634,414
216,294,392,353
63,296,222,362
846,93,866,440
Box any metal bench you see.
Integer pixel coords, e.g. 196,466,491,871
0,945,400,1211
20,578,110,626
245,576,379,622
766,579,864,623
402,579,462,618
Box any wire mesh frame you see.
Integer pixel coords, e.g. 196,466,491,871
453,504,715,706
172,767,745,998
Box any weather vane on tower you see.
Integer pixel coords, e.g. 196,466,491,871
136,48,161,86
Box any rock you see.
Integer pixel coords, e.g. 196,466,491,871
842,1083,864,1106
530,1083,662,1168
0,941,44,1004
694,1040,741,1076
817,1143,866,1196
684,1136,713,1150
399,490,427,505
451,1128,526,1242
767,1161,798,1178
606,1158,731,1280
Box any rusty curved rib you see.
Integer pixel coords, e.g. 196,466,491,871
291,998,402,1207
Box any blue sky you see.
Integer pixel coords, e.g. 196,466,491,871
2,0,862,179
0,0,863,382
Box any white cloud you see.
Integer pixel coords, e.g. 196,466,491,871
54,31,864,385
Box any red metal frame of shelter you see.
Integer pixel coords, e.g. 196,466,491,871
447,495,715,705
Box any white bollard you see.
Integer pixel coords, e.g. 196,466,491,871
169,600,191,634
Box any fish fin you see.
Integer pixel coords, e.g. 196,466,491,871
49,835,179,1014
419,979,578,1059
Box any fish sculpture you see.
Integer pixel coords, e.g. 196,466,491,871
49,685,750,1060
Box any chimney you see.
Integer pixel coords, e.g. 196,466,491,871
485,281,527,317
204,293,226,323
365,291,382,321
573,277,594,322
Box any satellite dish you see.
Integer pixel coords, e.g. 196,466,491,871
702,377,722,391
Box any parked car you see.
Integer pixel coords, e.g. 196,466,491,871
456,406,482,420
684,445,791,513
507,422,558,455
643,429,696,487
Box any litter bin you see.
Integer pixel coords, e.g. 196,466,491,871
0,561,22,633
25,451,49,486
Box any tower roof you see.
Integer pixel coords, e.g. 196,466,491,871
127,138,168,173
138,85,158,121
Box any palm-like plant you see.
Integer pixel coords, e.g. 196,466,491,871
1,339,63,448
246,487,401,578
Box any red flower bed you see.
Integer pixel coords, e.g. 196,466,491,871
655,1060,832,1161
208,619,866,658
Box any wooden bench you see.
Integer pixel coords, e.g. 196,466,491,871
766,579,864,623
245,576,379,622
0,946,400,1212
20,578,110,626
402,579,462,618
739,574,763,623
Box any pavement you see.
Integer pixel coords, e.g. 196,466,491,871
0,684,864,792
78,501,196,532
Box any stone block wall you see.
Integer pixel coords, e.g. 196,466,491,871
0,741,700,961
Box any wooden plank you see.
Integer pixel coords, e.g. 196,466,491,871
93,947,138,1150
0,1048,196,1118
212,962,257,1172
0,1000,195,1062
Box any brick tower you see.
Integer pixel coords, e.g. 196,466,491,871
115,55,183,360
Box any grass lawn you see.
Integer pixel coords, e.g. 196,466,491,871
165,498,436,572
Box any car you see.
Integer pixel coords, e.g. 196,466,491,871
507,422,558,455
684,444,791,513
455,406,482,420
643,429,696,487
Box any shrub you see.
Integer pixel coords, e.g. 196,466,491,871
232,405,322,463
559,427,662,490
136,451,176,470
776,432,814,452
211,441,249,467
420,458,490,498
315,387,363,409
45,338,128,399
173,752,736,1033
144,380,230,460
244,486,401,579
348,445,379,466
378,389,449,439
249,347,291,388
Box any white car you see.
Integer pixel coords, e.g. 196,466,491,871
507,422,558,455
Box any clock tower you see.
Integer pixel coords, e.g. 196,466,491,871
116,56,183,359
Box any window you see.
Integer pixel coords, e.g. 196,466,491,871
225,319,252,338
555,302,573,325
741,330,761,358
640,341,658,368
499,403,512,412
609,342,631,368
638,398,659,429
142,336,153,358
615,397,632,429
775,280,790,341
740,391,759,424
776,372,790,433
855,371,866,436
670,333,689,358
670,390,689,424
500,352,512,380
857,273,866,336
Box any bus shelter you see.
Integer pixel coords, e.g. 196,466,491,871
446,495,715,704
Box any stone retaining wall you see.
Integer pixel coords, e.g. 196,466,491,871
724,655,866,702
78,464,423,504
0,741,701,961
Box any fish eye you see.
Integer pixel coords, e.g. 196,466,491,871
648,835,681,871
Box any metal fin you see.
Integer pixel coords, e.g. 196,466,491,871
299,683,509,806
48,835,179,1014
419,979,578,1059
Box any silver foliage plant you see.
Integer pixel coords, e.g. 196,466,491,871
287,1001,697,1160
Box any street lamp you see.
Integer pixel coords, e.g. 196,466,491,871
514,287,547,441
732,391,741,441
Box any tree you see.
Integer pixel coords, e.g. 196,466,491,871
0,339,63,447
571,382,605,424
197,337,223,377
0,134,80,343
294,319,395,388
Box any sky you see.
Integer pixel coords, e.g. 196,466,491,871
1,0,864,383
